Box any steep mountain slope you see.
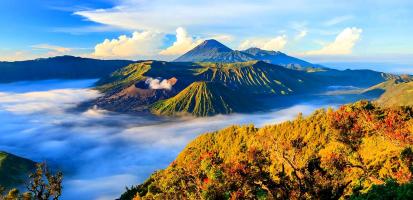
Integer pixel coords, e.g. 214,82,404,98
0,151,36,189
121,101,413,199
150,81,254,116
0,56,133,83
193,61,315,95
174,39,254,62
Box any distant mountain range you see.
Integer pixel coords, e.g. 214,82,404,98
0,56,133,83
174,39,327,71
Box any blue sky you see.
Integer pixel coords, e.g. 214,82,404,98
1,0,412,72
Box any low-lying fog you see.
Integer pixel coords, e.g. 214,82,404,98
0,79,368,200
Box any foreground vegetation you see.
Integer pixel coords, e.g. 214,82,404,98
0,163,63,200
122,101,413,199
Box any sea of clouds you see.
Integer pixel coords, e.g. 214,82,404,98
0,79,364,199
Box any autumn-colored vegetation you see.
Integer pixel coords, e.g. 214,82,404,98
122,101,413,199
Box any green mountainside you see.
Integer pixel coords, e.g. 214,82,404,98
93,60,319,116
193,61,313,95
0,151,36,189
121,101,413,199
95,61,153,92
150,81,254,116
94,58,400,116
97,60,314,96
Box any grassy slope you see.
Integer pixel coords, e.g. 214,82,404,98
376,81,413,107
362,77,413,107
150,81,254,116
193,61,314,95
0,151,36,189
96,60,316,95
95,61,152,92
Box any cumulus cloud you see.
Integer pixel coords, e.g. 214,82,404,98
92,31,163,59
31,44,72,53
239,35,287,51
307,27,362,55
159,27,202,56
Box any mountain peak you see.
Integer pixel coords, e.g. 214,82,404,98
174,39,248,62
173,40,322,70
194,39,233,52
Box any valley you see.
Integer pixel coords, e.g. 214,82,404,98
0,79,375,199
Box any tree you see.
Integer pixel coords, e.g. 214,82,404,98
27,163,63,200
0,162,63,200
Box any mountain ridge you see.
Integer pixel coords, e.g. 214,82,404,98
174,39,324,70
93,59,401,116
150,81,254,116
0,55,134,83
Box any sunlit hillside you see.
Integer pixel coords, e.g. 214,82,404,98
122,101,413,199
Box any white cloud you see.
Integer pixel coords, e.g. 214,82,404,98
295,30,308,41
0,88,100,114
74,1,270,32
92,31,163,59
307,27,362,55
159,27,202,56
239,35,287,51
31,44,72,53
323,15,354,26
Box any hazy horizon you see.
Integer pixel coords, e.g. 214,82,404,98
1,1,412,67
